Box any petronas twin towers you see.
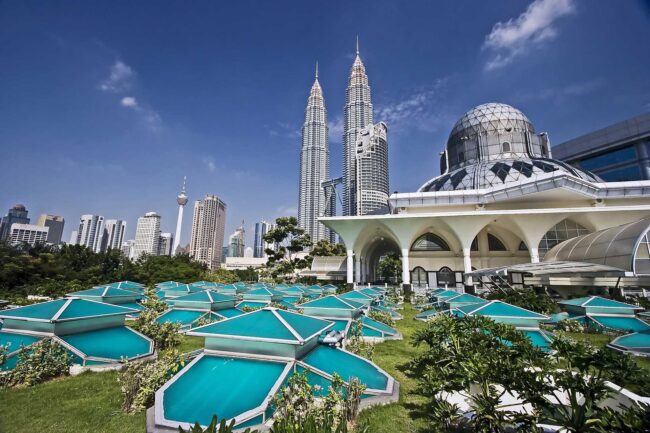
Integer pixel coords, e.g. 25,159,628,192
298,41,390,244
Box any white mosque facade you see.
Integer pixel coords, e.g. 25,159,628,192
320,103,650,294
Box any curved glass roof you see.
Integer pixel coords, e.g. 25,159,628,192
544,217,650,274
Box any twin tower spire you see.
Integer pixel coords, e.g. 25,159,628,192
298,39,390,244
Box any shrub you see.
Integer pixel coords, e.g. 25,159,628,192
270,371,366,433
485,289,556,315
179,414,258,432
368,310,394,327
134,308,181,350
0,339,71,388
134,291,181,350
193,315,221,328
270,302,289,310
119,351,184,413
556,319,584,333
344,320,374,360
0,343,7,367
241,305,263,313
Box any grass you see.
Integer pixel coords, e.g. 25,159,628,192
563,331,650,372
0,371,144,433
0,334,205,433
356,304,429,433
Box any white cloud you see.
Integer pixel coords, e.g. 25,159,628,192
375,79,451,133
268,122,301,139
99,60,134,93
483,0,575,71
203,156,216,172
120,96,138,107
328,115,344,143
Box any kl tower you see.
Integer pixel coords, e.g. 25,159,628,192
173,177,188,254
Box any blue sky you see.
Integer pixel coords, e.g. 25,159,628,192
2,0,650,247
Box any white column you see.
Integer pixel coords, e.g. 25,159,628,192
462,247,472,293
346,249,354,284
355,256,362,284
401,248,410,284
172,205,184,255
529,247,540,263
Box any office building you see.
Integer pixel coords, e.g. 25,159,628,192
121,240,135,259
9,223,48,246
76,214,105,253
343,40,374,216
132,212,161,259
189,194,227,269
102,219,126,251
298,64,331,243
0,204,30,242
228,224,245,258
36,214,65,245
355,122,389,215
159,232,173,256
253,221,274,258
553,112,650,182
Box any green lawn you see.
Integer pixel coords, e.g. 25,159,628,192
0,371,144,433
356,304,429,433
563,331,650,372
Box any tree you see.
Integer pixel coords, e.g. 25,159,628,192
377,252,401,283
263,217,312,280
309,240,346,257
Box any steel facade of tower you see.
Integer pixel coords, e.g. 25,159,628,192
343,46,374,216
298,66,331,243
189,194,227,269
355,122,390,215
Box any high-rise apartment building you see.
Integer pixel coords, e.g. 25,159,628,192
159,232,173,256
69,230,78,245
298,64,331,244
76,214,105,253
36,214,65,245
9,223,48,246
343,41,374,216
0,204,30,241
355,122,390,215
253,220,275,258
228,224,245,258
189,194,227,269
102,219,126,251
132,212,161,260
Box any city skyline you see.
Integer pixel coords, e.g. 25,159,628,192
2,1,650,249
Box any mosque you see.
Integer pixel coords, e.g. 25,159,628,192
320,103,650,295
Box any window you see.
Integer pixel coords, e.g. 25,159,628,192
538,219,590,258
411,233,451,251
458,151,465,162
580,146,636,171
518,241,528,251
487,233,507,251
471,237,479,251
502,142,511,152
437,266,455,287
411,267,427,288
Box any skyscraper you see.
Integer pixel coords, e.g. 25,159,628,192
253,220,274,258
298,63,331,244
159,232,173,256
355,122,390,215
69,231,78,245
228,224,245,258
132,212,161,259
173,177,188,254
189,194,227,269
121,240,135,259
102,219,127,251
343,39,373,216
0,204,30,241
76,214,105,253
36,214,65,245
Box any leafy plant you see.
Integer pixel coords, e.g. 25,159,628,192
484,289,556,315
263,217,313,280
178,414,258,432
368,310,394,327
193,315,221,328
119,351,184,413
556,319,584,333
0,343,8,367
241,305,263,313
0,339,71,388
345,320,374,359
134,304,181,351
376,253,401,283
